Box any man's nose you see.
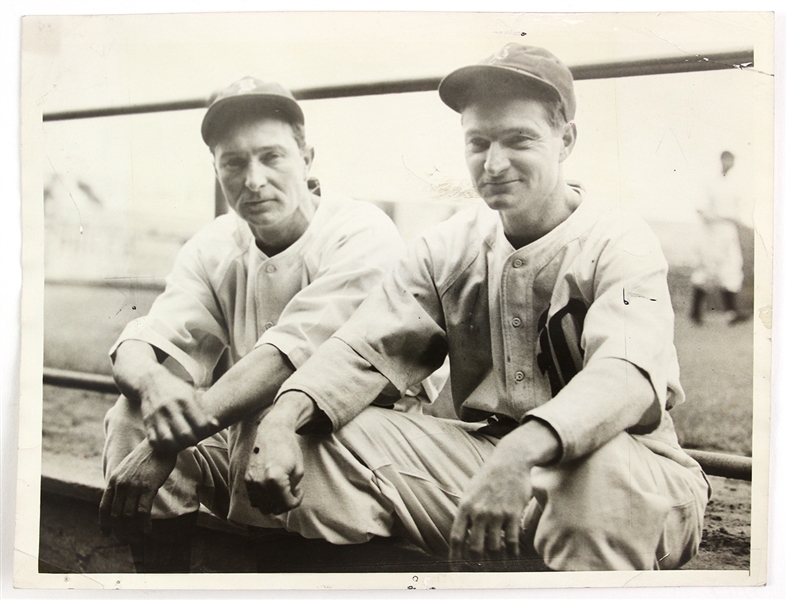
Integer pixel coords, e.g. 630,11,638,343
245,161,268,191
484,143,510,177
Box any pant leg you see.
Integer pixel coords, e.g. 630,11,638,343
230,407,496,556
103,395,231,519
528,432,708,571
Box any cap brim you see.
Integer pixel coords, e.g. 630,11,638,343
438,64,562,113
201,94,305,146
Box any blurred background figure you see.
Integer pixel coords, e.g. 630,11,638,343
689,151,749,326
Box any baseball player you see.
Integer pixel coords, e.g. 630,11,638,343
690,151,749,325
98,77,418,571
243,44,710,571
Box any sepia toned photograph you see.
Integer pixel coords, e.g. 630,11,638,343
13,9,775,591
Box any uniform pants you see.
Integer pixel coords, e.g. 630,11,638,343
104,401,708,571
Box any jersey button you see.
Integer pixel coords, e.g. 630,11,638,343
264,322,274,330
513,258,524,268
514,370,525,382
265,264,276,274
511,317,522,328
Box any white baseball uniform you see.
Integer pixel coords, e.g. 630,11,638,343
691,170,744,293
270,185,710,570
103,192,428,526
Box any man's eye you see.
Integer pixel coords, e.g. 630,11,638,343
467,139,489,152
510,136,534,148
223,159,246,169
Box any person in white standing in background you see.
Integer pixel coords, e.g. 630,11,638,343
690,150,749,325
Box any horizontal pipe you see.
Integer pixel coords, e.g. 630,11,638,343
43,49,753,122
43,367,754,481
684,449,752,482
43,368,118,395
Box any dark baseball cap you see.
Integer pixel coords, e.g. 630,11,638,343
438,44,576,121
201,77,304,147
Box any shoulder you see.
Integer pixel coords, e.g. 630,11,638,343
309,193,403,247
417,200,494,254
402,201,494,286
319,193,398,230
576,196,667,267
177,212,251,274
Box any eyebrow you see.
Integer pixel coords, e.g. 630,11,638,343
218,144,289,157
464,126,542,138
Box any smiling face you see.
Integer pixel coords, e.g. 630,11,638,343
462,93,576,234
213,116,314,247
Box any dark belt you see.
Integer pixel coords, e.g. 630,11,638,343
475,414,521,439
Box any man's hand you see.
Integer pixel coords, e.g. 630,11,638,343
244,413,305,515
243,390,322,515
140,376,219,453
113,340,220,453
99,440,178,540
449,419,560,562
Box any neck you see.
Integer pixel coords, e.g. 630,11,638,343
253,192,319,256
500,182,580,249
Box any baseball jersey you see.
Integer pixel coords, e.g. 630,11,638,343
110,192,406,388
281,185,697,468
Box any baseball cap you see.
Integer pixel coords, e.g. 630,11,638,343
438,44,576,121
201,77,304,146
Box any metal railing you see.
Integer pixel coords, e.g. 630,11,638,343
42,48,756,483
43,50,753,122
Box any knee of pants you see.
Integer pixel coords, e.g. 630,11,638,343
104,395,144,437
530,434,676,570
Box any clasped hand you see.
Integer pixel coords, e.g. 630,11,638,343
244,414,305,515
141,375,219,453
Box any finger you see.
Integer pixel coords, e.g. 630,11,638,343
181,402,209,431
465,514,487,560
122,485,142,518
485,515,505,556
273,482,302,515
169,412,200,450
449,511,470,561
111,483,128,518
504,516,521,558
99,486,115,536
137,489,156,534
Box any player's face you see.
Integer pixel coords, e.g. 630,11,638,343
213,117,313,238
462,95,574,218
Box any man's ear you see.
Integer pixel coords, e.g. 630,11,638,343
559,122,577,162
303,146,315,177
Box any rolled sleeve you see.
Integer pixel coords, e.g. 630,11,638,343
109,238,230,388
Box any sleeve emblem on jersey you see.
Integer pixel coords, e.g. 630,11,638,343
536,299,588,397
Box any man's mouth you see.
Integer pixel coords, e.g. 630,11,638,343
483,179,519,187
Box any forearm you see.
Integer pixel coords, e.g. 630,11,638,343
197,343,295,432
260,390,320,433
112,340,174,404
525,359,658,462
491,418,561,472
